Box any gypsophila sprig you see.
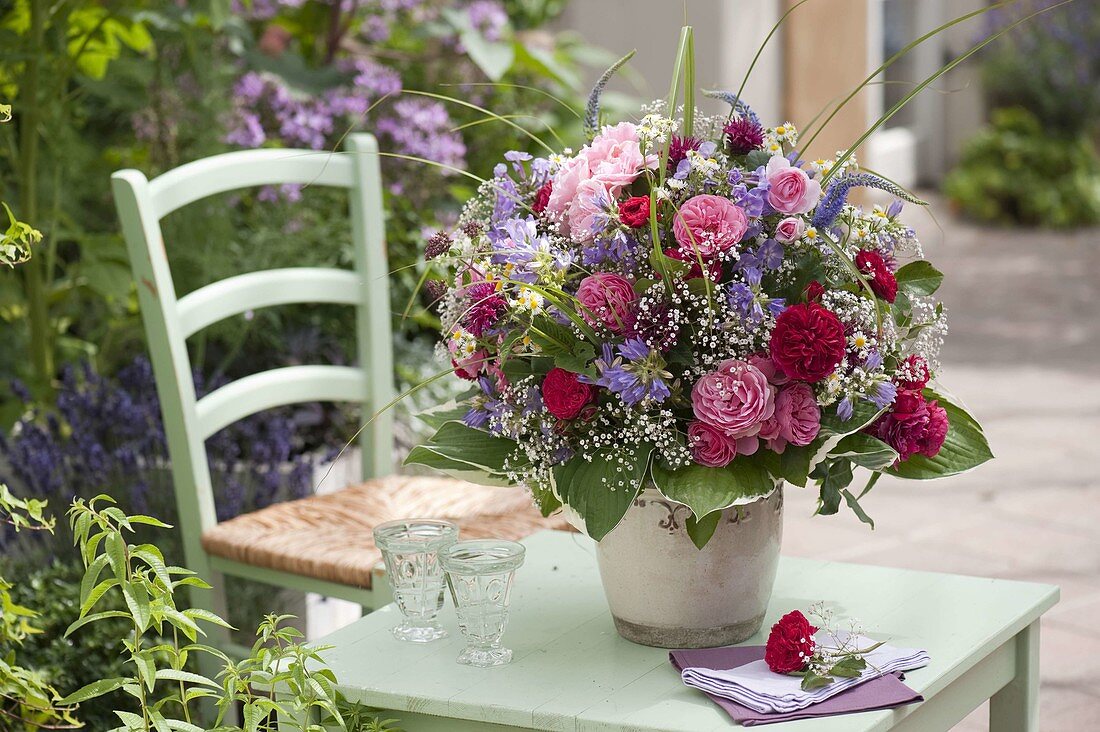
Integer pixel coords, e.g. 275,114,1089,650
407,31,991,544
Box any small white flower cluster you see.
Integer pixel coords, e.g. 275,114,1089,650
909,297,947,373
764,122,798,154
809,150,857,180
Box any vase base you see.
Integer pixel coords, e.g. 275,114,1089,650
610,612,766,649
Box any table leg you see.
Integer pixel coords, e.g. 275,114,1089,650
989,620,1040,732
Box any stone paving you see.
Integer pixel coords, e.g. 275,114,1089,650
781,194,1100,730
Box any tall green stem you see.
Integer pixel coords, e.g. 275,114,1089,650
18,0,52,392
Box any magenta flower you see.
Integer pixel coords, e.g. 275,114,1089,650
689,421,739,467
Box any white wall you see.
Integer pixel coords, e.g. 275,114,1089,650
557,0,782,122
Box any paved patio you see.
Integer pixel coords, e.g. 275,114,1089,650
782,194,1100,730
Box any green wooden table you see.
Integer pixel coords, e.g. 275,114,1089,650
298,530,1057,731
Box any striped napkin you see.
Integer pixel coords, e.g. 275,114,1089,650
680,631,930,714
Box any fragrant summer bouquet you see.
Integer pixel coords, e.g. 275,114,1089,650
406,34,992,554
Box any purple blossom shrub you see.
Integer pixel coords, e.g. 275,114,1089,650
0,357,322,551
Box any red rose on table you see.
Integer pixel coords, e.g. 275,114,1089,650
541,367,596,420
619,195,651,228
768,303,846,383
855,249,898,303
532,181,553,213
765,610,819,674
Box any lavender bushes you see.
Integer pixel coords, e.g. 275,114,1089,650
0,357,319,562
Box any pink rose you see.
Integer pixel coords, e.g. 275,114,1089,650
748,353,791,386
576,272,637,334
672,195,749,258
567,178,613,242
691,359,776,439
766,156,822,215
689,421,738,467
773,383,822,447
582,121,653,194
775,216,806,244
545,154,590,219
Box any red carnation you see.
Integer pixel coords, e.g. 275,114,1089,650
765,610,818,674
769,303,847,383
803,280,826,303
532,181,553,213
867,388,949,463
619,196,651,228
855,249,898,303
541,367,596,420
897,354,931,391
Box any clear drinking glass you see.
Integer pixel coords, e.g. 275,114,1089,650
372,519,459,643
441,539,526,667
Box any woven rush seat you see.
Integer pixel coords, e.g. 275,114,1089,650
201,474,570,589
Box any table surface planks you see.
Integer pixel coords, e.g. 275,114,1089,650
316,530,1058,731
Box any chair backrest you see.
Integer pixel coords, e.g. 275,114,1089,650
112,135,394,569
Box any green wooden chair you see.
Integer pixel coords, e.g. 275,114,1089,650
111,134,568,657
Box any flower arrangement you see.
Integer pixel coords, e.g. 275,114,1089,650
407,31,992,547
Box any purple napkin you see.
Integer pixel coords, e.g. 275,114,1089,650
670,646,923,726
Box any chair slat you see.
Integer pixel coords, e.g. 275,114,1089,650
177,268,361,338
195,365,367,440
149,149,355,218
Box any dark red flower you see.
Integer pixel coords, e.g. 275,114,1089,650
765,610,818,674
541,367,596,420
897,354,931,391
803,280,826,303
619,196,651,228
667,134,702,173
867,388,949,462
723,117,765,155
769,303,847,383
855,249,898,303
532,181,553,213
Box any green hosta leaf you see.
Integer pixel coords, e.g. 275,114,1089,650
685,510,722,550
552,445,652,540
895,260,944,296
888,391,993,479
832,433,899,471
404,421,525,485
415,400,474,431
651,456,775,519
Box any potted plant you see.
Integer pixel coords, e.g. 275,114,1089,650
407,27,993,648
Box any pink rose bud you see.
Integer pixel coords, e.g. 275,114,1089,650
775,216,806,244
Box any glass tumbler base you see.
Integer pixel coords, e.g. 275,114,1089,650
456,646,513,667
392,621,447,643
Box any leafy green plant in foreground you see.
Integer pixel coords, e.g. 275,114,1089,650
63,495,346,731
0,485,81,729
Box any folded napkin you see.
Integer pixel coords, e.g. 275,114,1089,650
670,645,922,726
679,631,930,715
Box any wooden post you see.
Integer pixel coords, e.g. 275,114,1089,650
782,0,871,161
